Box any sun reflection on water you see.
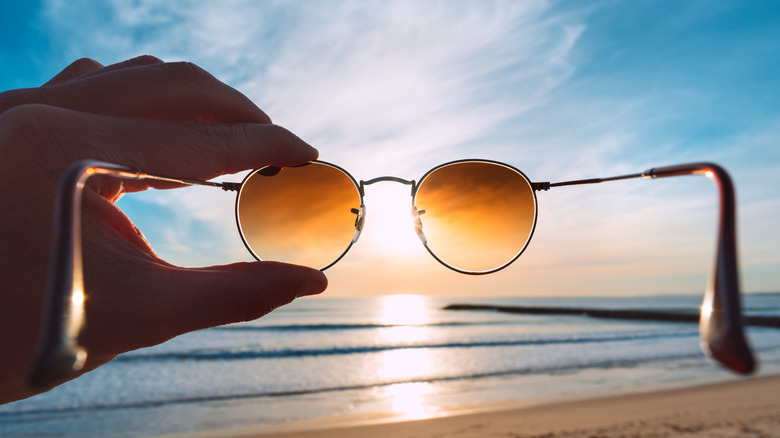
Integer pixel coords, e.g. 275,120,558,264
374,294,440,419
382,381,438,420
379,348,433,381
378,294,431,325
378,294,432,344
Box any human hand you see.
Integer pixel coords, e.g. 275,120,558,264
0,56,327,404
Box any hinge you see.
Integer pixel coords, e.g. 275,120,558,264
531,182,550,191
221,182,241,192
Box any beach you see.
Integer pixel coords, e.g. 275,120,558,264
239,375,780,438
3,294,779,437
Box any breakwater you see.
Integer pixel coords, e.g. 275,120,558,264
444,304,780,328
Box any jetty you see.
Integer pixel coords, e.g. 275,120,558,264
444,304,780,328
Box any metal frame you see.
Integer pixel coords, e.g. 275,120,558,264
29,159,755,391
411,159,539,275
541,162,754,374
235,161,365,272
29,160,231,389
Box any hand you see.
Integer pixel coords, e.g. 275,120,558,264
0,56,327,404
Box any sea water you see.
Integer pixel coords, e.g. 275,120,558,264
2,293,779,437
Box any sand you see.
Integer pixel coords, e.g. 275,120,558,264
224,374,780,438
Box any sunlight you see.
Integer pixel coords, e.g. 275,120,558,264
379,348,433,381
377,294,431,326
361,185,422,255
71,288,84,307
382,381,438,420
377,294,433,343
374,295,440,420
382,325,431,344
377,349,438,419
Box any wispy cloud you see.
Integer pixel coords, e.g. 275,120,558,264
34,0,780,294
43,0,584,171
247,2,584,174
48,0,587,267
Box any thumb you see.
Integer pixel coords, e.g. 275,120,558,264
85,261,329,353
164,262,328,335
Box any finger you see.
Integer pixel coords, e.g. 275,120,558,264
43,58,104,86
34,106,317,183
37,61,270,123
75,55,164,82
78,198,328,356
163,262,327,338
83,260,327,355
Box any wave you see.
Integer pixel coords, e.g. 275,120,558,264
0,351,707,417
211,321,509,332
116,329,696,363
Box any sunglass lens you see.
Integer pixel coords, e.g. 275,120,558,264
236,162,361,270
414,161,537,273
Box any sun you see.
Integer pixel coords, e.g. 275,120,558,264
360,184,423,255
378,294,431,326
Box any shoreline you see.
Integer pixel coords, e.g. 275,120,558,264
249,375,780,437
158,373,780,438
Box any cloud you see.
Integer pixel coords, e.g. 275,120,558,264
247,1,584,174
47,0,586,269
42,0,584,169
35,0,780,293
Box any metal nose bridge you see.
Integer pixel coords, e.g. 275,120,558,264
358,176,417,196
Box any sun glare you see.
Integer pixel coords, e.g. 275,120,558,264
382,381,438,420
379,348,433,380
361,185,422,255
378,294,431,326
71,289,84,306
373,295,439,419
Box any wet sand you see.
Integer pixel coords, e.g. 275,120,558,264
230,374,780,438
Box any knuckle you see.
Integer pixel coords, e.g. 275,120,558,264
190,121,248,175
223,123,256,171
131,54,163,65
0,104,84,171
261,124,288,161
0,104,61,142
69,57,103,71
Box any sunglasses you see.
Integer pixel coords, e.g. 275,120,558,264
235,159,540,274
30,158,756,390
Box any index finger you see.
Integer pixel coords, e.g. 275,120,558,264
43,58,104,86
73,55,164,82
30,105,317,185
15,61,271,125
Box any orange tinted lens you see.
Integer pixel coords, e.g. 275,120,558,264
414,161,536,273
237,162,361,269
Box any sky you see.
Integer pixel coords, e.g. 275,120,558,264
1,0,778,297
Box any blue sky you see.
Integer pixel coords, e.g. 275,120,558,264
1,0,778,297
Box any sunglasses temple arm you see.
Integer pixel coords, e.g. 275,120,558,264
29,160,228,390
645,163,755,374
543,162,755,375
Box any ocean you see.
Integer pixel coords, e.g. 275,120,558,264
2,293,779,437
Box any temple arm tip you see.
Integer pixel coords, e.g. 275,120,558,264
28,346,87,390
649,162,757,375
700,310,757,375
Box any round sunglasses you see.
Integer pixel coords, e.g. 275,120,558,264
30,158,755,390
235,159,539,274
